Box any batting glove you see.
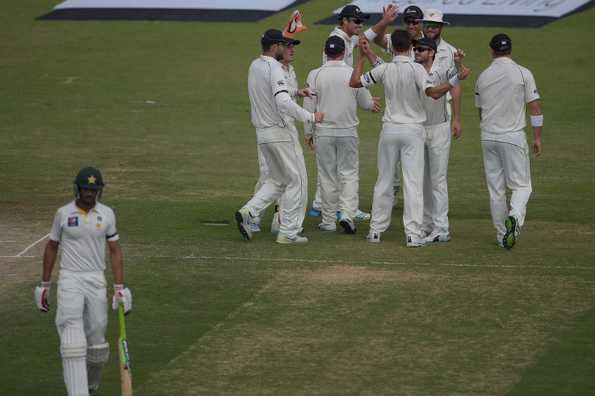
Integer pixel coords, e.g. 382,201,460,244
34,281,51,312
112,284,132,314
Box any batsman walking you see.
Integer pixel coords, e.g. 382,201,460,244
34,167,132,396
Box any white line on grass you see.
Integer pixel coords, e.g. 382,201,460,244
15,234,49,257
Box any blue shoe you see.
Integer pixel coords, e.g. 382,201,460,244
354,209,371,222
307,207,321,217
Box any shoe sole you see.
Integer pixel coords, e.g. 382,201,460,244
235,211,251,241
503,216,516,249
339,219,356,234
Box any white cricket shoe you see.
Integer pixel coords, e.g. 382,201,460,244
366,231,381,243
234,207,252,241
270,211,280,234
318,223,337,232
406,235,425,248
354,209,371,222
250,223,261,233
339,215,356,234
276,233,308,244
424,232,451,243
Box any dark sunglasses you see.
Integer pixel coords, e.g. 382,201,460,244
414,47,431,53
424,22,442,29
404,19,419,25
348,18,363,25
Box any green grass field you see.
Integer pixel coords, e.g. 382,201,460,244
2,1,595,394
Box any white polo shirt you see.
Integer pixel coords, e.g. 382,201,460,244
434,37,457,72
475,57,540,144
361,55,433,125
424,63,457,126
49,201,119,272
323,27,359,67
303,60,375,137
248,55,314,143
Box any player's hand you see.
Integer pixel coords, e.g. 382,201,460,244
34,281,51,312
305,135,315,150
359,37,371,57
314,112,324,123
372,97,382,113
454,49,466,67
112,284,132,315
452,118,462,139
298,88,312,98
381,3,399,23
533,137,542,157
457,65,471,81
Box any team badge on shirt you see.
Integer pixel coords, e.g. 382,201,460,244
67,216,79,227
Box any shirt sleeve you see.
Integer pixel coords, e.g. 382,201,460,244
474,78,481,108
270,63,289,97
48,209,63,242
415,64,434,93
361,63,385,88
522,68,540,103
106,209,119,242
302,70,318,136
355,87,375,111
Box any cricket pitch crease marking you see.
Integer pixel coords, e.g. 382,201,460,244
15,234,49,258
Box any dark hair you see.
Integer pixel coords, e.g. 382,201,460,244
261,40,275,52
493,49,512,56
391,30,411,52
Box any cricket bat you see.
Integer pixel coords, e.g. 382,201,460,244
118,304,133,396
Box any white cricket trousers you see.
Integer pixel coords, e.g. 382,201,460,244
315,134,359,226
370,123,425,239
481,138,532,240
422,121,451,235
56,270,108,396
245,128,307,238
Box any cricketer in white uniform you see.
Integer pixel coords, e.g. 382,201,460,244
475,33,543,249
309,4,377,220
303,36,379,234
414,37,465,243
351,31,469,247
34,167,132,396
252,37,304,235
236,29,322,244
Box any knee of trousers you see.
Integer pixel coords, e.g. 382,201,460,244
87,342,110,365
60,326,87,359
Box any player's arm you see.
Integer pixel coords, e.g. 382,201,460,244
34,239,59,312
426,64,471,99
272,66,323,124
302,71,318,148
450,49,466,138
109,239,133,314
528,99,543,157
366,4,398,50
350,38,378,88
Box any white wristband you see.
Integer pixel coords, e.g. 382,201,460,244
530,114,543,127
363,28,377,41
448,75,460,87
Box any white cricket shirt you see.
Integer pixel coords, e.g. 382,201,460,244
475,57,540,143
424,63,457,126
303,60,375,137
49,201,119,272
248,55,314,143
361,55,433,125
322,27,359,67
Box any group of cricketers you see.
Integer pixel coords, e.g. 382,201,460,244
235,3,543,249
33,4,543,395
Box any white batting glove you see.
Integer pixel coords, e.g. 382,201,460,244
34,281,51,312
112,284,132,314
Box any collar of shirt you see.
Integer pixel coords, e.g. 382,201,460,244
260,55,280,65
323,60,347,67
68,201,99,215
332,27,352,42
392,55,411,63
492,57,515,65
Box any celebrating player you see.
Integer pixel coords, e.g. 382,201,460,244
414,38,469,243
351,32,470,246
475,33,543,249
303,36,381,234
34,167,132,396
235,29,323,244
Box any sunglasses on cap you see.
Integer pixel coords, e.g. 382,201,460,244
414,47,432,53
348,17,363,25
424,22,442,29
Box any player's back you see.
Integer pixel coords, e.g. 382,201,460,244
476,57,537,133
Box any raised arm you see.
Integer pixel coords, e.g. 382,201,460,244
367,4,398,50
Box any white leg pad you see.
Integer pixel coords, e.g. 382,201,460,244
60,327,89,396
87,343,109,391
